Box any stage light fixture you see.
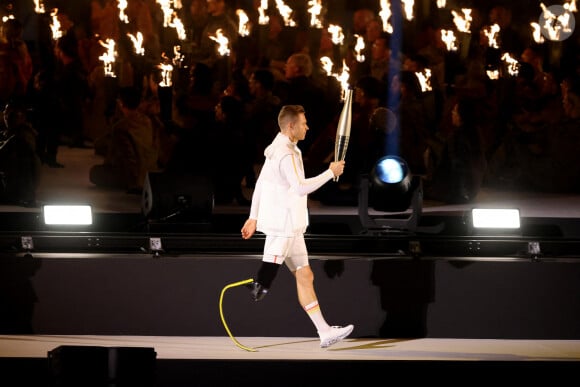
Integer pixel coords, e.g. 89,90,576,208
43,205,93,226
471,208,520,229
369,156,416,212
467,208,521,237
358,155,424,233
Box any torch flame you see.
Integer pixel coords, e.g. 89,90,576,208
530,22,545,43
402,0,415,21
258,0,269,25
487,69,499,80
452,8,472,33
128,32,145,56
415,69,432,92
209,29,231,56
34,0,46,14
320,56,333,75
501,53,520,76
354,34,365,62
483,24,500,48
328,24,344,45
379,0,393,33
158,62,173,87
118,0,129,24
441,29,458,51
173,45,184,67
157,0,173,27
98,38,117,77
170,14,187,40
565,0,577,12
237,9,251,36
307,0,323,28
50,8,62,40
275,0,297,27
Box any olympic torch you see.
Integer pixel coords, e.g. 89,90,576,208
333,88,354,182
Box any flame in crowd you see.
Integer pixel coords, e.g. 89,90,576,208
34,0,45,14
307,0,323,28
258,0,269,25
565,0,577,12
209,29,230,56
320,56,333,74
32,0,577,89
170,14,186,40
501,53,520,76
328,24,344,45
487,69,499,80
158,62,173,87
275,0,296,27
157,0,174,27
354,34,365,62
156,0,186,40
379,0,393,33
402,0,414,21
452,8,472,33
441,29,458,51
173,45,184,67
128,32,145,56
237,9,250,36
415,69,432,92
483,24,500,48
530,22,545,43
99,38,117,77
50,8,62,40
118,0,129,24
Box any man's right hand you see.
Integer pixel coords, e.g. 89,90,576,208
241,218,257,239
329,160,345,177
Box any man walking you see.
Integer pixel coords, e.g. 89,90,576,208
241,105,354,348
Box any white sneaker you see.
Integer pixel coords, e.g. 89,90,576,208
319,324,354,348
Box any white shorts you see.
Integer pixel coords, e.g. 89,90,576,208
263,234,309,272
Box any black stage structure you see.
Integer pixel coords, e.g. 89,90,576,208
0,203,579,385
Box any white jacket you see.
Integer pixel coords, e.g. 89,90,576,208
250,133,334,236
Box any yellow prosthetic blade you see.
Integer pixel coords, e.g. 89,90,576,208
219,278,257,352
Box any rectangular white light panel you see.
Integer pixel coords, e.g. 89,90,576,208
43,205,93,225
472,208,520,229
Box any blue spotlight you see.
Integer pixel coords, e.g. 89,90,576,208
369,156,416,213
358,156,427,233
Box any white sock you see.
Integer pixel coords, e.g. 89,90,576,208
304,300,330,333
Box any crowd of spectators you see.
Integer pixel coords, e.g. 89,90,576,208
0,0,579,208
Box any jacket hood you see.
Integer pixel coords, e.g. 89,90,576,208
264,132,295,159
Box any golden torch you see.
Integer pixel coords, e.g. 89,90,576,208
333,88,353,182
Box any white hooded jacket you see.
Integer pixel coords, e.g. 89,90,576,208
250,133,334,236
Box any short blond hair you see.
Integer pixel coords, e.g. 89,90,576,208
278,105,305,130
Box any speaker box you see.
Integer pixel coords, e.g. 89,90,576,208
48,345,156,387
142,172,214,222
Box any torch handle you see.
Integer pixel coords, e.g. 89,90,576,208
334,135,350,182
